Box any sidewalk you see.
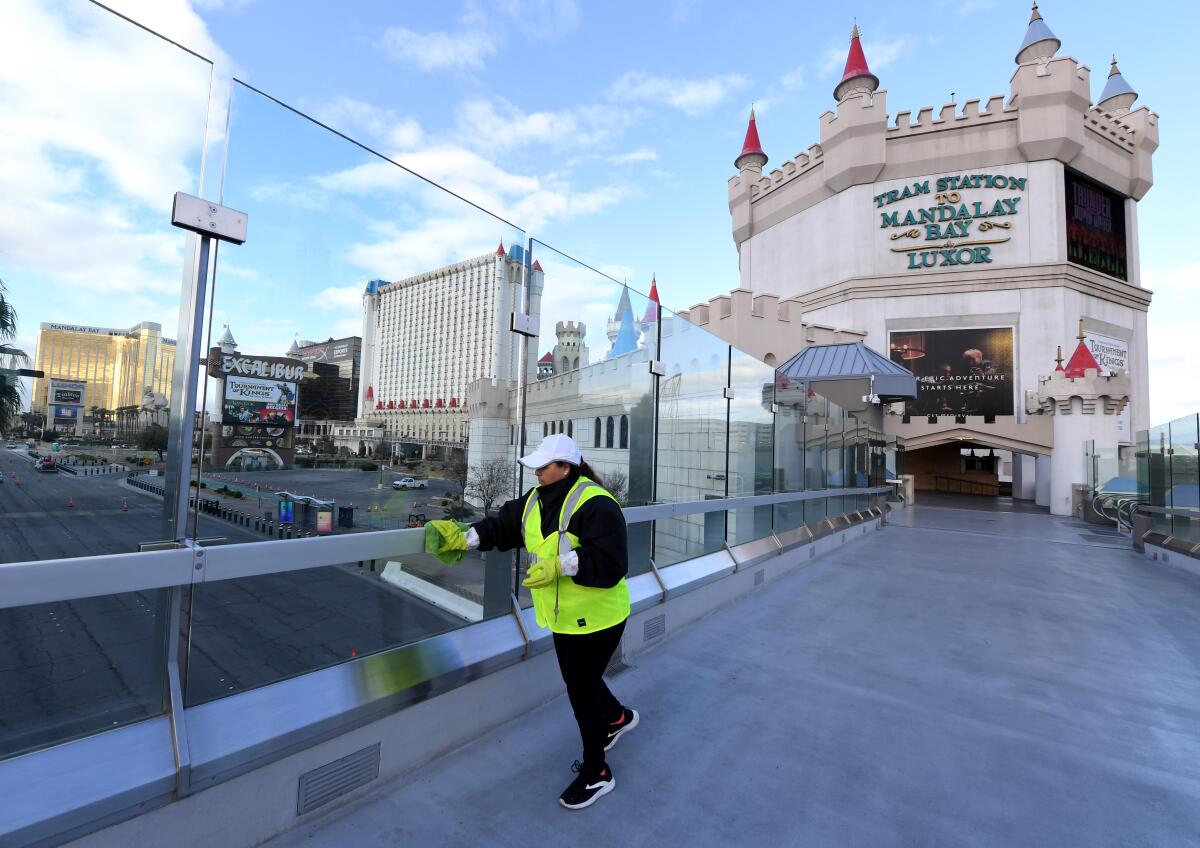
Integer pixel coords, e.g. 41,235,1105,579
265,503,1200,847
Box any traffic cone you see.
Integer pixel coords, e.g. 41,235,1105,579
67,496,75,508
122,499,129,512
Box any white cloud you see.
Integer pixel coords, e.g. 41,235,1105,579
312,97,424,150
312,285,365,313
780,66,806,91
605,148,658,165
488,0,580,41
379,25,498,71
608,71,750,116
0,0,220,341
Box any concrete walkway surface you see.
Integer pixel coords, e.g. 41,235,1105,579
265,501,1200,848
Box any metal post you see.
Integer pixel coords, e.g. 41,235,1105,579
163,234,213,543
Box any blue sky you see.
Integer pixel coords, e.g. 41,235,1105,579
1,0,1196,420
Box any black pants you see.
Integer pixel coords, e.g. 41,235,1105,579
553,619,626,772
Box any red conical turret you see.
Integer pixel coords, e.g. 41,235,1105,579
834,23,880,102
532,259,543,272
496,241,506,256
1063,342,1102,378
734,106,768,172
643,274,660,323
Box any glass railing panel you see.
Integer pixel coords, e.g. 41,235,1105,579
524,241,656,576
0,589,170,759
184,78,523,702
184,543,489,706
0,0,214,562
728,349,774,545
1168,414,1199,542
0,0,216,761
773,390,806,532
654,314,729,566
1146,423,1171,535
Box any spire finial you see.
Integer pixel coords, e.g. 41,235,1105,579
1109,54,1120,76
834,19,879,102
1030,1,1042,22
1077,318,1086,342
1055,345,1064,369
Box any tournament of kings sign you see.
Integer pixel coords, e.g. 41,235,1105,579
875,173,1027,270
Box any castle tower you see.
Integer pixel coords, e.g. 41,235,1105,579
734,106,767,174
1098,55,1138,116
834,23,880,102
638,274,661,348
607,286,633,347
1014,1,1060,64
820,22,887,192
218,325,237,355
552,321,588,374
1027,321,1130,516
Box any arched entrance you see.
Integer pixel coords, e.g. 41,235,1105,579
896,427,1051,505
225,447,285,470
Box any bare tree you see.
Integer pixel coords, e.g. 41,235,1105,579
466,458,513,514
605,467,629,505
446,454,469,502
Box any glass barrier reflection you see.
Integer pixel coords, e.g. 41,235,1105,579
655,313,730,566
0,0,213,563
0,0,214,761
184,79,525,703
728,349,775,545
524,242,655,577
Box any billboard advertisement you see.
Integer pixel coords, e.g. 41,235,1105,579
889,328,1015,416
49,379,86,406
220,424,294,450
1065,169,1127,281
1085,332,1132,444
53,405,79,421
222,375,297,427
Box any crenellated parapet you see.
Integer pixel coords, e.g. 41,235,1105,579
729,41,1159,247
1027,369,1130,416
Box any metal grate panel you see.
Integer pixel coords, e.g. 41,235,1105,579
297,743,381,816
754,569,765,586
644,613,666,642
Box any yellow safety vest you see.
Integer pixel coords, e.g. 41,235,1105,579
522,476,630,635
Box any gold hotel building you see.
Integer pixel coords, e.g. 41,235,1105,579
31,322,176,423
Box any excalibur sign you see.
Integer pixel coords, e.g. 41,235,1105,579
876,172,1028,269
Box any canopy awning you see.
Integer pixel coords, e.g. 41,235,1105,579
777,341,917,401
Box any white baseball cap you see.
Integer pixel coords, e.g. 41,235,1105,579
519,433,582,469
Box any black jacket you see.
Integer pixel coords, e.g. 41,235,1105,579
471,468,628,589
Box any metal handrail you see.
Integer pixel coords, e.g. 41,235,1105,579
1135,504,1200,518
0,487,890,610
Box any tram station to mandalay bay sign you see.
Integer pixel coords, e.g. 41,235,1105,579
701,6,1158,514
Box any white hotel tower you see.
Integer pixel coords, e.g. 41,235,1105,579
357,243,543,454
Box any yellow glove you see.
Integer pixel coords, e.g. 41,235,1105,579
424,520,470,565
522,555,562,589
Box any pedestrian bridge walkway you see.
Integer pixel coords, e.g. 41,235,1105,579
266,502,1200,847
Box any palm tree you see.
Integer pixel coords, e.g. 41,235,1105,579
0,279,29,435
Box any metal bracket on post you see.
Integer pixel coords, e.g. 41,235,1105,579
510,592,531,659
723,387,735,400
510,312,540,338
647,557,668,604
171,192,248,244
770,402,779,414
648,360,666,377
724,539,740,572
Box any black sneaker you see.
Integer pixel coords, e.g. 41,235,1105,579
604,708,639,752
559,761,615,810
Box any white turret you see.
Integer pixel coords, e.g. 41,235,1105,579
1026,321,1130,516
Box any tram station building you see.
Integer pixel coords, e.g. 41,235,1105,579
712,6,1157,508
